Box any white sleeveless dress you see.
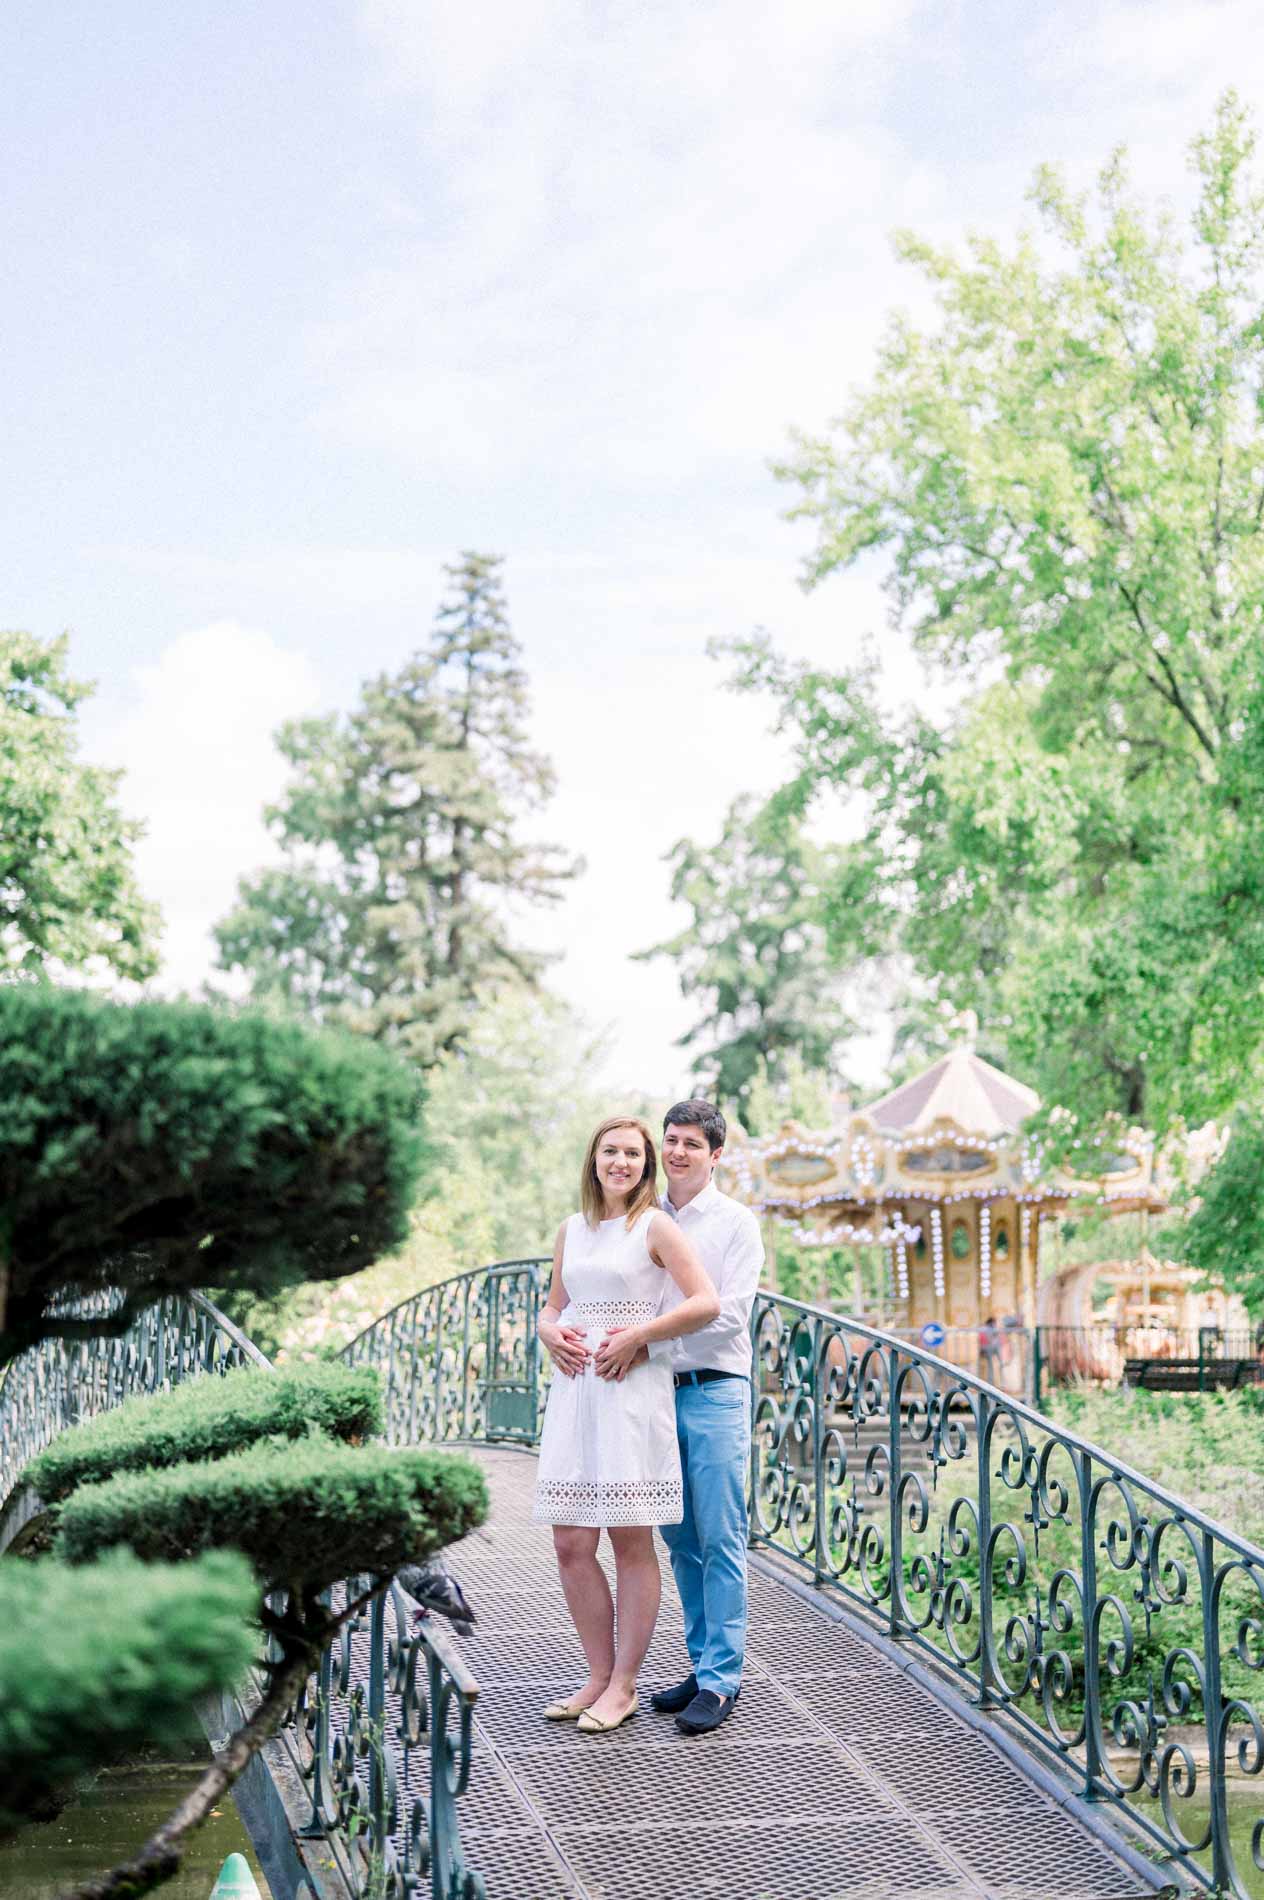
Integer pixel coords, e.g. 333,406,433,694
532,1209,683,1527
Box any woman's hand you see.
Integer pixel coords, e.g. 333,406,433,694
540,1316,590,1377
594,1325,647,1382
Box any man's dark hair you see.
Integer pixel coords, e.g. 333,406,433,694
663,1099,726,1153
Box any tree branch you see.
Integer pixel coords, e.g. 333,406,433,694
57,1643,315,1900
1116,582,1218,760
56,1576,389,1900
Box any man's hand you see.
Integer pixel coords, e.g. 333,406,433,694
594,1325,649,1382
539,1318,590,1377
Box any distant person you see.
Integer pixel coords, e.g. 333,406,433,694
599,1099,764,1738
979,1315,1003,1386
532,1115,718,1735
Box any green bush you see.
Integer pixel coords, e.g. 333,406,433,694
56,1439,488,1591
0,986,429,1364
0,1550,257,1837
27,1363,384,1505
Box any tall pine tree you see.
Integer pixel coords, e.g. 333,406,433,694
215,554,577,1067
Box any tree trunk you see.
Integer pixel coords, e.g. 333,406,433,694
57,1645,314,1900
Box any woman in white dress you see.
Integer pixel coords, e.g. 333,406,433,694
533,1114,719,1734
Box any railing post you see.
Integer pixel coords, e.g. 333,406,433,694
976,1390,996,1709
406,1300,420,1448
461,1280,473,1441
1200,1528,1232,1895
423,1632,479,1900
298,1608,334,1839
526,1269,542,1442
812,1316,825,1588
1077,1449,1104,1797
887,1343,905,1641
1032,1326,1043,1409
366,1584,388,1858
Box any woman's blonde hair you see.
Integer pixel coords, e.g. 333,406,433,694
579,1115,659,1229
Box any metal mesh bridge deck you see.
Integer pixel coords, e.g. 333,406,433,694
417,1446,1153,1900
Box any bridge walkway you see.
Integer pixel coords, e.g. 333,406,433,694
434,1446,1150,1900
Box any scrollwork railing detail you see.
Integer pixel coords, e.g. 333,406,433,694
745,1293,1264,1899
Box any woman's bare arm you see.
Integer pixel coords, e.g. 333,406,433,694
536,1221,590,1377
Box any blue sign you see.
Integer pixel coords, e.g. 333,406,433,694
919,1321,946,1349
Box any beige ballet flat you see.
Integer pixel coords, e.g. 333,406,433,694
542,1694,595,1722
576,1695,638,1734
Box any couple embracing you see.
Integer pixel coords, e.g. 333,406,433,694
531,1100,763,1738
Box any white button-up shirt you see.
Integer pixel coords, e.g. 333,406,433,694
650,1181,764,1376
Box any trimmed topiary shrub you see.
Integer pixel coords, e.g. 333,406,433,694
0,986,429,1364
56,1439,488,1592
27,1363,384,1504
0,1550,257,1838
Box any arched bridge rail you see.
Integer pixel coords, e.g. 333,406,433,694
346,1260,1264,1900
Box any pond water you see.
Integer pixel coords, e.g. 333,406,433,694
1134,1785,1264,1899
0,1740,273,1899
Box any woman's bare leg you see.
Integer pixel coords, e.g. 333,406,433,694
553,1525,614,1705
584,1525,661,1723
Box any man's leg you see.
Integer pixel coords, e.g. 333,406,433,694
659,1393,706,1673
683,1381,749,1698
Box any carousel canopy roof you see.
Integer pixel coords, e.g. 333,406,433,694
865,1047,1040,1138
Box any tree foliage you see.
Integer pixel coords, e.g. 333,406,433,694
0,1552,257,1839
0,631,160,981
0,986,427,1362
639,794,859,1124
678,94,1264,1135
1183,1112,1264,1303
26,1361,383,1504
214,553,578,1068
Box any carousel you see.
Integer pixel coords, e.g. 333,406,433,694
717,1043,1178,1369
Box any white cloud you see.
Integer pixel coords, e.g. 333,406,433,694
90,623,323,994
309,0,927,484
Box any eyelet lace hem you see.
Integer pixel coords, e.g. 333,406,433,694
532,1476,684,1526
569,1299,657,1327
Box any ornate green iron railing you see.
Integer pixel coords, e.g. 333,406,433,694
347,1262,1264,1899
295,1575,482,1900
749,1294,1264,1900
343,1258,549,1446
0,1291,486,1900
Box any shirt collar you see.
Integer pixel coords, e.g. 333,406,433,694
663,1180,721,1219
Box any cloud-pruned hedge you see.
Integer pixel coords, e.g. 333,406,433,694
56,1438,488,1593
0,986,428,1363
27,1362,384,1504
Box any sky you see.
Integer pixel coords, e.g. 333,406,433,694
5,0,1264,1096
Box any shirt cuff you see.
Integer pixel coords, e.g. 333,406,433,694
646,1335,675,1366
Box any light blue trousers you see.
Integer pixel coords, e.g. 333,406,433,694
659,1377,750,1697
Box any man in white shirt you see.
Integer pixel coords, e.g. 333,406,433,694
598,1097,762,1735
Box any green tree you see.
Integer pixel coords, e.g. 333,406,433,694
711,93,1264,1132
1184,1112,1264,1308
214,553,578,1068
1,631,159,979
0,986,427,1363
639,795,858,1126
239,989,613,1356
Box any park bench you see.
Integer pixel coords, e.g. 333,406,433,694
1122,1356,1263,1393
